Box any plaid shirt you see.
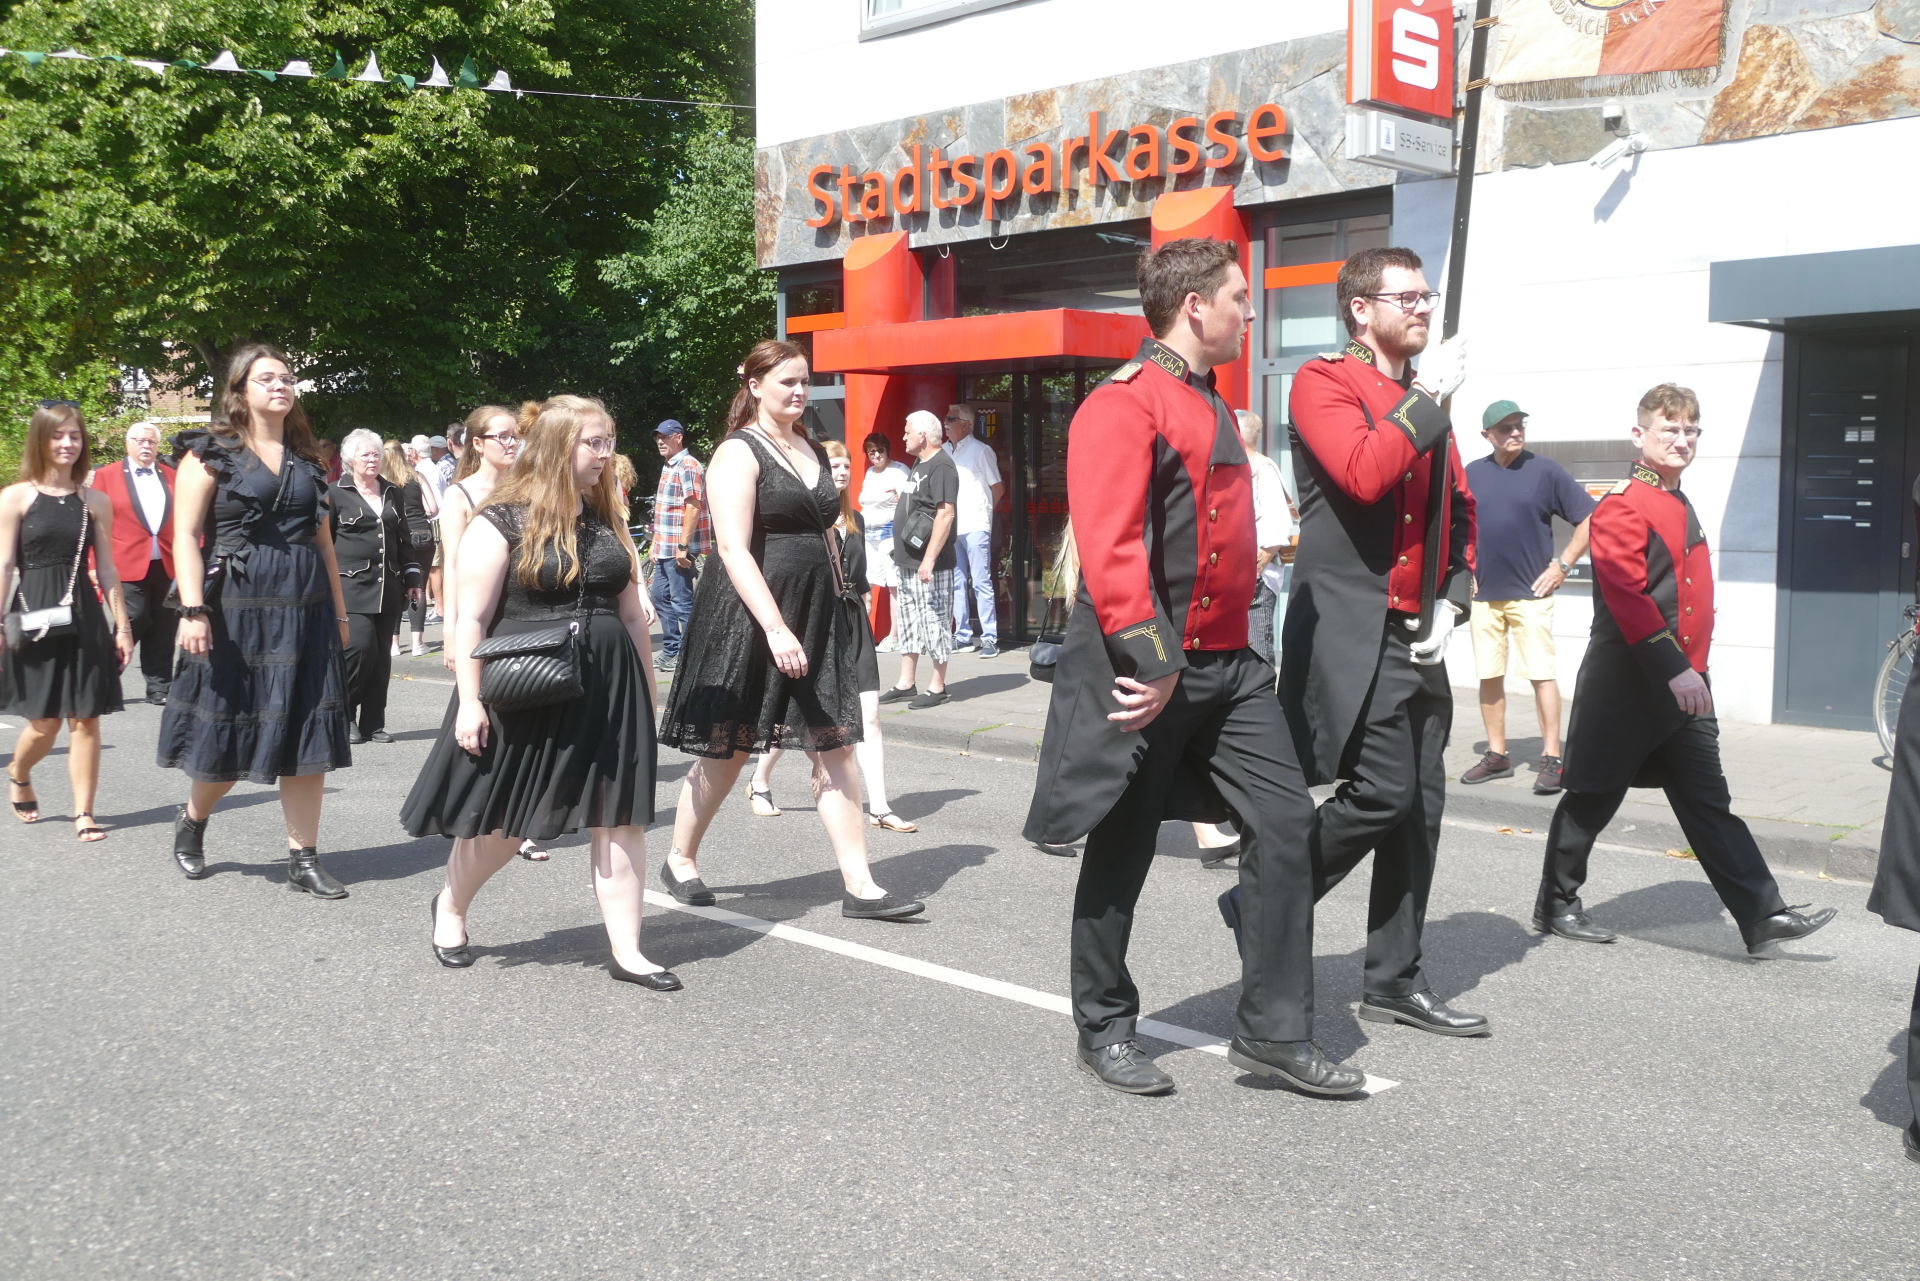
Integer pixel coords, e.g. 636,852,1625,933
652,449,713,556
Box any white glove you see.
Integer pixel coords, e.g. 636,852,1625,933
1409,601,1461,666
1414,334,1468,401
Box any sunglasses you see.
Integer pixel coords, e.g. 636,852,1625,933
35,399,81,409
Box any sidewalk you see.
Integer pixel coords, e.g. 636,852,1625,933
860,645,1894,884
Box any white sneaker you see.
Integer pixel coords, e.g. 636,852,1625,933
390,640,401,657
411,635,427,656
875,635,898,653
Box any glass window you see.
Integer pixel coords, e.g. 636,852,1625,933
1261,213,1390,361
946,223,1150,318
861,0,1027,39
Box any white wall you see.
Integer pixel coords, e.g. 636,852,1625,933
757,0,1346,147
1413,114,1920,722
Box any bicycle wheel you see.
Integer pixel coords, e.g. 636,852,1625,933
1874,628,1918,757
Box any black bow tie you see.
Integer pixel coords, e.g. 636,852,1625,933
135,467,153,476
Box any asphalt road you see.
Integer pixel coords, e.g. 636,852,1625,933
3,661,1915,1280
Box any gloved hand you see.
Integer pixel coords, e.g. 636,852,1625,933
1409,601,1461,666
1414,334,1468,401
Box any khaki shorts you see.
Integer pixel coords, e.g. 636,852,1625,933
1471,597,1557,681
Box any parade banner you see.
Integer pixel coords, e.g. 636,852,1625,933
1489,0,1731,100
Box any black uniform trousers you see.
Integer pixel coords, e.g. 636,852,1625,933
1905,964,1920,1144
343,597,405,734
1073,648,1318,1048
1309,623,1451,999
1536,714,1786,941
122,558,177,691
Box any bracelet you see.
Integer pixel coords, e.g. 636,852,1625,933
336,616,350,624
177,604,209,620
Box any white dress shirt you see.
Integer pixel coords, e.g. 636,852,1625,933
130,463,167,561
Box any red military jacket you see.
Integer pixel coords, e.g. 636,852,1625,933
89,457,177,583
1068,337,1255,679
1589,461,1714,679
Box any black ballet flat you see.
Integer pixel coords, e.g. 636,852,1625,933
610,961,682,991
429,891,474,968
660,857,716,907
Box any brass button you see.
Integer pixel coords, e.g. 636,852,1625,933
1208,465,1215,474
1391,595,1400,606
1201,596,1211,608
1397,555,1409,567
1403,513,1413,525
1185,637,1196,649
1209,552,1219,565
1209,508,1218,522
1685,577,1692,585
1684,606,1693,616
1404,472,1414,482
1682,635,1690,644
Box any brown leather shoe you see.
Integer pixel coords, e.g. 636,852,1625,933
1461,751,1513,784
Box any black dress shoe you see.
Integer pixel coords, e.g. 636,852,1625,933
610,961,683,991
842,891,925,920
1904,1122,1919,1165
659,858,716,907
172,806,209,880
1532,908,1617,944
1076,1041,1174,1095
1200,840,1242,870
428,891,474,968
286,847,348,899
1358,989,1490,1036
1746,904,1838,957
347,726,367,745
146,684,170,707
1226,1037,1366,1096
367,728,393,744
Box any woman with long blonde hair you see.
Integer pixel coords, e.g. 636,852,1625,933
656,340,922,921
401,395,672,987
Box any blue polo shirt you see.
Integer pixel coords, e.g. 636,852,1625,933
1465,450,1595,602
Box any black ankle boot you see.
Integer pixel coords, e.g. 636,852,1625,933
287,846,348,899
173,807,209,880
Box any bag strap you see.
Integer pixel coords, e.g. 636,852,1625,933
57,491,91,608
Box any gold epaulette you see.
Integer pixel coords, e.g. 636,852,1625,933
1108,362,1143,383
1608,478,1631,495
1313,352,1345,363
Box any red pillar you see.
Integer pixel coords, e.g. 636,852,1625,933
1150,187,1253,411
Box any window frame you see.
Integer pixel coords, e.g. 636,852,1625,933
859,0,1032,41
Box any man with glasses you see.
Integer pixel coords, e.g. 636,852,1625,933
90,421,177,704
649,419,712,672
942,404,1003,658
1248,246,1491,1045
1460,401,1594,795
1533,384,1836,955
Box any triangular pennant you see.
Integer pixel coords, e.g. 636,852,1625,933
247,68,277,82
130,59,168,74
353,54,384,82
456,56,481,88
483,69,511,92
204,49,242,72
98,53,127,62
320,52,346,79
421,57,450,88
20,51,47,66
171,59,198,69
392,73,415,90
279,59,315,77
49,49,90,60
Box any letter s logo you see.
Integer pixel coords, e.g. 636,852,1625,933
1391,7,1441,91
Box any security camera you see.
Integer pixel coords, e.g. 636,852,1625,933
1601,100,1625,131
1588,132,1646,169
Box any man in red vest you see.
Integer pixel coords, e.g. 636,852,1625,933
89,421,176,704
1533,384,1835,956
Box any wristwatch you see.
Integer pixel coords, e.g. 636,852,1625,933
1552,558,1571,574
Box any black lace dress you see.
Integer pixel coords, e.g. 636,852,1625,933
2,490,123,719
155,432,351,782
659,430,862,757
399,504,654,841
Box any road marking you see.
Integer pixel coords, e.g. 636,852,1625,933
643,890,1399,1094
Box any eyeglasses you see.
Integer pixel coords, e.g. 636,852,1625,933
249,375,298,389
1650,426,1703,441
577,436,616,457
477,432,520,447
1362,291,1442,312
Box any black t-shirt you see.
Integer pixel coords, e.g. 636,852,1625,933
893,450,959,573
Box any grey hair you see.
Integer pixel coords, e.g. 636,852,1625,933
340,428,383,462
1235,409,1263,445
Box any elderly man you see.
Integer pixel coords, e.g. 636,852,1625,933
89,421,177,704
943,404,1004,658
880,409,958,709
650,419,712,671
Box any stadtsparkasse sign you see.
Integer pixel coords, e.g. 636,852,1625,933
802,104,1291,229
1348,0,1456,121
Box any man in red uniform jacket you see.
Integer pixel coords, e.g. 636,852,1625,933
1025,239,1359,1098
89,421,176,704
1533,384,1835,956
1240,246,1490,1043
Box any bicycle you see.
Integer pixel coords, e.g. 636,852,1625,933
1873,602,1920,757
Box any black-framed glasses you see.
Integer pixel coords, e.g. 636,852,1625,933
34,399,80,409
1362,291,1441,312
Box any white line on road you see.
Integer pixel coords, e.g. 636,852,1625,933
643,889,1399,1094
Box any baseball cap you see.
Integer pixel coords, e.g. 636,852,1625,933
428,435,448,448
655,419,685,436
1481,400,1527,431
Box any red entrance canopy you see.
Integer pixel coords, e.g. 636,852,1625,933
812,308,1149,375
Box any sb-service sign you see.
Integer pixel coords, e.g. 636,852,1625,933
1348,0,1455,121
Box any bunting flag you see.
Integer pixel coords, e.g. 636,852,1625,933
1490,0,1732,102
0,45,750,109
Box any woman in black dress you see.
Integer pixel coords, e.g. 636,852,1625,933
402,395,673,989
330,428,423,744
1875,648,1920,1166
157,344,355,899
1,403,132,840
657,340,922,921
384,439,436,657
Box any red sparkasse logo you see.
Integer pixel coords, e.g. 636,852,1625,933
1349,0,1455,121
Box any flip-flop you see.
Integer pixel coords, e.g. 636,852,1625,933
74,812,106,842
866,808,918,833
747,785,781,817
9,773,38,823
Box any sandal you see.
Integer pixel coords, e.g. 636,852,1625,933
8,772,37,823
866,807,918,834
517,839,550,862
747,785,781,818
74,812,106,842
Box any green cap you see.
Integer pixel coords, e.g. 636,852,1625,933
1482,400,1527,431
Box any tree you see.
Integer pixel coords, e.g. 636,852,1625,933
0,0,757,469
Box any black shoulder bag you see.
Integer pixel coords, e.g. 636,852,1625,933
470,538,590,713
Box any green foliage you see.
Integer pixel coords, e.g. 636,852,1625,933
0,0,758,461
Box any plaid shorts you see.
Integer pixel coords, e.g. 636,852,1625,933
893,568,955,661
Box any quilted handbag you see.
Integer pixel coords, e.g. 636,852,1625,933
472,621,583,712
